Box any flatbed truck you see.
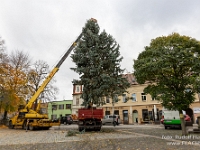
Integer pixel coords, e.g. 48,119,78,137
78,107,103,131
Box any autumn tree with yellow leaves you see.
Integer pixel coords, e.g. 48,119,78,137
0,48,30,119
0,37,58,120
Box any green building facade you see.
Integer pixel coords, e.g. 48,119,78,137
48,100,72,120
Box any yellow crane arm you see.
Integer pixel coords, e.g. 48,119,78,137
25,18,97,110
25,67,59,109
36,100,41,113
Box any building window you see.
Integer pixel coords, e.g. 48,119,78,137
76,86,80,93
122,94,126,103
66,104,71,109
52,105,57,110
76,98,79,105
123,110,129,124
105,111,110,115
106,97,110,103
114,94,118,102
142,109,149,121
114,110,119,115
59,104,64,109
141,93,146,101
148,111,153,120
132,93,137,102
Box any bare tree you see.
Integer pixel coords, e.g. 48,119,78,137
9,50,30,72
27,60,58,108
0,37,9,81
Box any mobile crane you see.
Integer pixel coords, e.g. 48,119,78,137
8,18,97,130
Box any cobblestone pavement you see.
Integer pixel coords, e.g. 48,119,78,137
0,124,200,150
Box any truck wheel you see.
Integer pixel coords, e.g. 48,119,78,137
97,127,101,131
8,121,14,129
164,126,167,129
29,125,34,131
22,122,25,129
22,121,27,130
79,127,84,132
78,127,82,132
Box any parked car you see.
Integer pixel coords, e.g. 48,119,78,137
102,115,121,126
60,116,73,125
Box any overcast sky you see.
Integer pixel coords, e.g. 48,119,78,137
1,0,200,101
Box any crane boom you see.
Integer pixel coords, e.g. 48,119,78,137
25,33,82,109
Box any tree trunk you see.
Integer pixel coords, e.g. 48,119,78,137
3,110,8,120
180,113,187,135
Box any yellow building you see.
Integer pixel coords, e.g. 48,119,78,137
101,74,162,124
72,74,200,124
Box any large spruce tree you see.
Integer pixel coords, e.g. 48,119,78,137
71,19,130,107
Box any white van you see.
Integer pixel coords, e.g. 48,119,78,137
162,110,181,129
162,108,190,129
102,115,121,126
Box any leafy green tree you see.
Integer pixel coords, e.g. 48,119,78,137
134,33,200,135
71,19,130,107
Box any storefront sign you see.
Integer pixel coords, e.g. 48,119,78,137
193,107,200,113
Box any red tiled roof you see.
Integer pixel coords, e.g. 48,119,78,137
122,73,138,85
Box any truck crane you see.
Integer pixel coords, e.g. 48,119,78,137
8,18,97,130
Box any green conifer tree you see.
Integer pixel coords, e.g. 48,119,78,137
71,19,130,107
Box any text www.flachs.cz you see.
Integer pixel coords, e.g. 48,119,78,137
167,141,200,145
